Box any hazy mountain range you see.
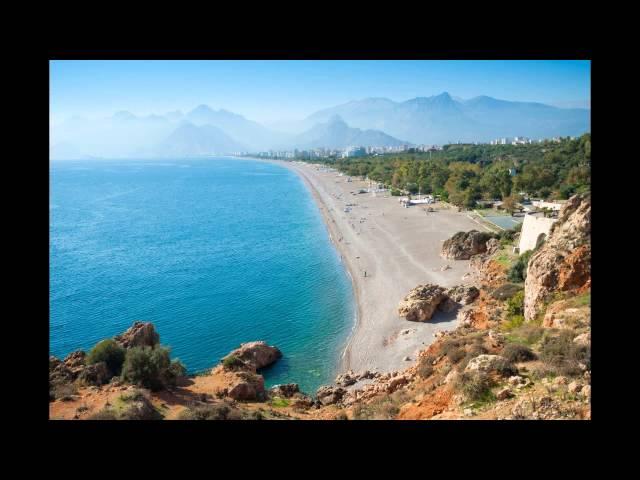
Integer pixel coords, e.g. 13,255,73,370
50,93,590,159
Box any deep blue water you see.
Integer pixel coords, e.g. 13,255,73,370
50,157,355,394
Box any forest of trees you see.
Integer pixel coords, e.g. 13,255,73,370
300,134,591,208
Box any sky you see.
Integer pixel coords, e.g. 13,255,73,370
50,60,591,125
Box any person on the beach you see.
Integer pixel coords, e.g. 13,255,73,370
364,270,367,277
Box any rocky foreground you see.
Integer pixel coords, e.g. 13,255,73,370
50,194,591,420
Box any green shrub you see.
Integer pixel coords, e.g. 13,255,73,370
120,345,177,391
455,371,495,403
86,339,126,375
502,343,537,363
506,290,525,316
502,314,525,331
222,355,244,370
493,357,519,377
506,324,545,345
87,409,118,420
177,403,243,420
507,250,534,283
540,331,590,376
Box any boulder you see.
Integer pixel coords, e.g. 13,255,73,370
441,230,494,260
485,237,500,256
542,300,590,329
446,285,480,305
464,355,509,374
114,321,160,349
580,384,591,401
398,284,448,322
568,381,583,395
316,386,347,406
222,341,282,371
573,331,591,346
335,371,358,387
63,350,86,369
227,371,266,401
438,297,458,313
77,361,111,386
268,383,300,398
496,387,513,400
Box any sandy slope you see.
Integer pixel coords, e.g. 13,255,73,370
280,161,491,375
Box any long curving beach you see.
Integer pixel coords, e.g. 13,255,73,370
273,160,492,375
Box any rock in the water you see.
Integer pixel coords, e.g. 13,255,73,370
222,341,282,371
269,383,300,398
316,385,347,405
524,194,591,322
441,230,494,260
398,284,448,322
446,285,480,305
114,321,160,349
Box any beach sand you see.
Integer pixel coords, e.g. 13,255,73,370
277,160,493,376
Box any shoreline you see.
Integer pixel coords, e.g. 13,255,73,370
236,156,490,376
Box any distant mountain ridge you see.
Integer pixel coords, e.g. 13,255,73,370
50,93,591,159
289,115,408,150
302,92,590,144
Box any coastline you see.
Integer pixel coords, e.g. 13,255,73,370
236,156,490,375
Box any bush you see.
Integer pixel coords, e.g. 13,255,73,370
506,324,545,345
540,331,590,376
455,371,495,403
86,339,126,375
502,343,537,363
493,357,519,377
121,345,178,391
87,409,118,420
222,355,244,370
177,403,243,420
506,290,525,316
502,314,525,331
507,250,534,283
441,340,465,364
417,356,435,378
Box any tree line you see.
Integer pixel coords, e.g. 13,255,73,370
298,134,591,208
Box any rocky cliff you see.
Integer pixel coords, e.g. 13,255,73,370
524,194,591,322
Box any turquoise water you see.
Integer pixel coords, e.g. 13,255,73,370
50,157,355,394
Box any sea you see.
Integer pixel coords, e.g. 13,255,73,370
50,157,355,394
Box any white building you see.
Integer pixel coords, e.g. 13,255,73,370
518,212,557,253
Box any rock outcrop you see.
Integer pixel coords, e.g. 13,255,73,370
77,361,111,386
222,341,282,371
446,285,480,305
316,385,347,405
524,194,591,321
464,354,510,374
227,371,266,401
114,321,160,349
269,383,300,398
441,230,494,260
398,284,448,322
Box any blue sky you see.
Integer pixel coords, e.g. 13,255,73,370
50,60,590,124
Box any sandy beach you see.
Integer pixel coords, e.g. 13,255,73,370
269,160,492,376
